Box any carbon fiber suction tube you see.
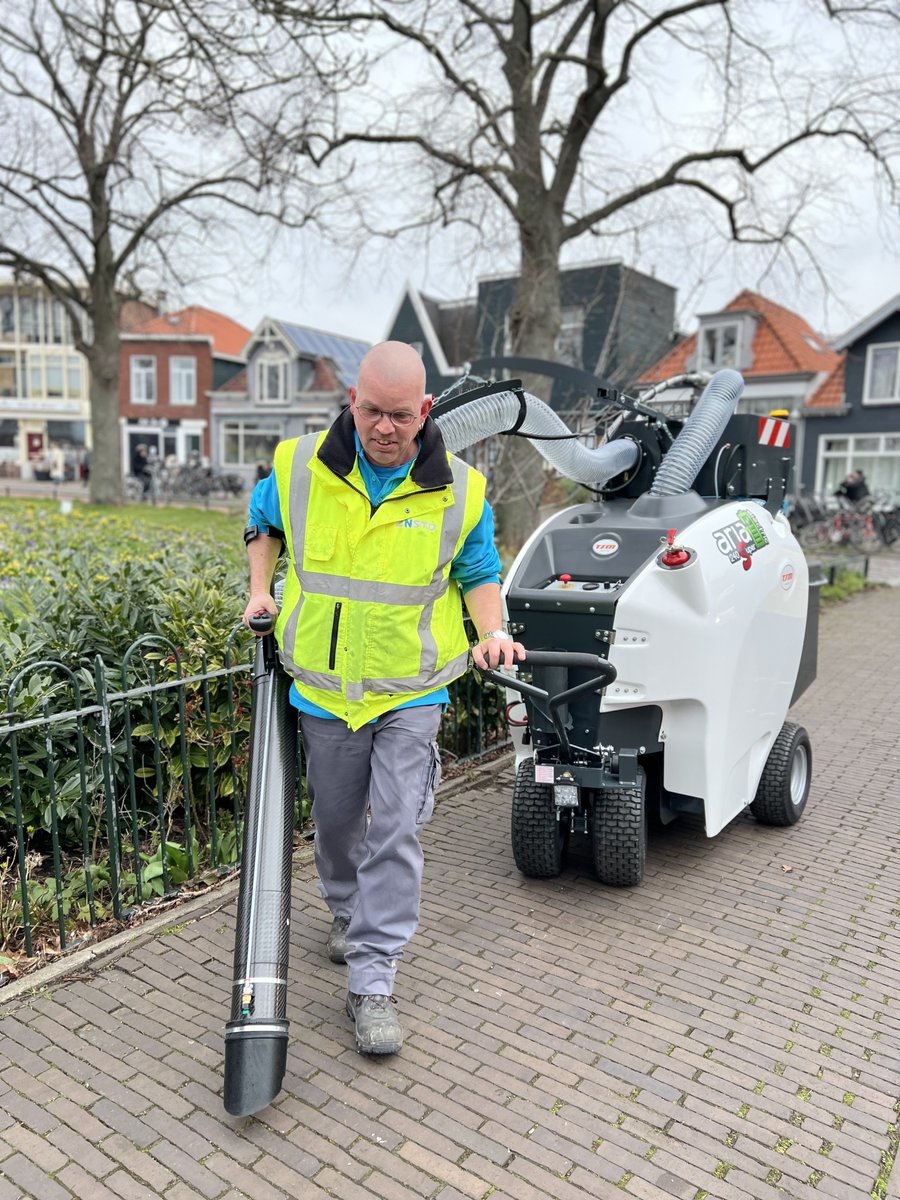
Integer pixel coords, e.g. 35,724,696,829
647,368,744,497
433,388,639,486
223,614,296,1117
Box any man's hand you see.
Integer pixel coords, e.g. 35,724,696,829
471,633,526,671
243,593,278,632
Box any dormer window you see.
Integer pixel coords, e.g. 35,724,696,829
699,321,740,371
255,344,289,404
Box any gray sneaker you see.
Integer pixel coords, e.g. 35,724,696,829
326,916,350,964
346,992,403,1055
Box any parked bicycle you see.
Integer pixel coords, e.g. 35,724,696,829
798,494,900,553
123,464,245,503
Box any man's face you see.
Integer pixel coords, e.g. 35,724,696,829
349,381,432,468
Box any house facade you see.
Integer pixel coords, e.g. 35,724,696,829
803,294,900,502
637,291,846,497
385,260,677,411
0,279,91,480
208,318,369,486
120,306,249,475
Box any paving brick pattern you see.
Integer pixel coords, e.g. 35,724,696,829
1,587,898,1200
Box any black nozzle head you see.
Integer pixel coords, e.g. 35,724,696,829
223,1026,288,1117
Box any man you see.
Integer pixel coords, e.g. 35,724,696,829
834,469,870,507
131,443,152,496
243,341,523,1056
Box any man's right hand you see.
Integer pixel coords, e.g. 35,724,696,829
243,594,278,632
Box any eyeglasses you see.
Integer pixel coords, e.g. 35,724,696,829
355,402,418,428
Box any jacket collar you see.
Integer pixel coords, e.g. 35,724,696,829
317,406,453,489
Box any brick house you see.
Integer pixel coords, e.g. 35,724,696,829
119,305,249,476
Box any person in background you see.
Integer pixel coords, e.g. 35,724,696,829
49,443,66,484
834,469,870,507
242,341,523,1057
131,443,151,496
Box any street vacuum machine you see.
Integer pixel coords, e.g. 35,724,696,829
431,368,819,888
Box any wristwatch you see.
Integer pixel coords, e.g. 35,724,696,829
480,628,512,641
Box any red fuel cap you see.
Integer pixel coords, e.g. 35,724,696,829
660,528,690,568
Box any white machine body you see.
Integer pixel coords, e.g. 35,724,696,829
502,499,810,837
602,503,807,835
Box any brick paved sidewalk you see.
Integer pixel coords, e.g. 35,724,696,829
1,587,898,1200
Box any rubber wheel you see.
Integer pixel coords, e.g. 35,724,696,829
591,768,646,887
884,519,900,553
798,521,828,549
750,722,811,826
511,760,569,878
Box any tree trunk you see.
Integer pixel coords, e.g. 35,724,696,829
491,219,563,552
87,265,123,505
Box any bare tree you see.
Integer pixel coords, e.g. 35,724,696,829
267,0,899,546
0,0,342,503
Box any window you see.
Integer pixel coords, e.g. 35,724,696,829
45,354,64,398
256,356,289,403
555,307,584,368
67,357,83,397
0,353,20,398
130,355,156,404
699,322,740,371
816,432,900,502
19,298,39,343
863,344,900,405
170,356,196,405
0,296,14,337
737,395,792,417
222,421,281,466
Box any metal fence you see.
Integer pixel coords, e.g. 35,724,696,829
0,629,509,961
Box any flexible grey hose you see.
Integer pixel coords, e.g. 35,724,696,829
647,368,744,497
434,389,639,487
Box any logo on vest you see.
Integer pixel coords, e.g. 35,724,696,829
396,518,437,533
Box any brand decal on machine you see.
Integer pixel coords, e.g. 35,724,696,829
396,518,436,532
713,508,769,570
591,534,620,558
780,562,796,590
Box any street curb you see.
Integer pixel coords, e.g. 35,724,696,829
0,750,516,1003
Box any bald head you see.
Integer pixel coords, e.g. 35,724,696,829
349,341,433,468
357,341,426,397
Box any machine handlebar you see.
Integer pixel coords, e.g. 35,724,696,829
508,650,608,670
248,611,275,634
478,649,618,761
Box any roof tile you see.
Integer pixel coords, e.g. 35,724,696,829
639,290,842,384
131,305,251,357
805,358,846,409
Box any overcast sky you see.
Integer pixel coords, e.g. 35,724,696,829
192,201,898,352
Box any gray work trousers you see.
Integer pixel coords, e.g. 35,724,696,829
300,704,443,996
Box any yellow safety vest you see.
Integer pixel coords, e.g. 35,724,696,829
272,411,486,730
